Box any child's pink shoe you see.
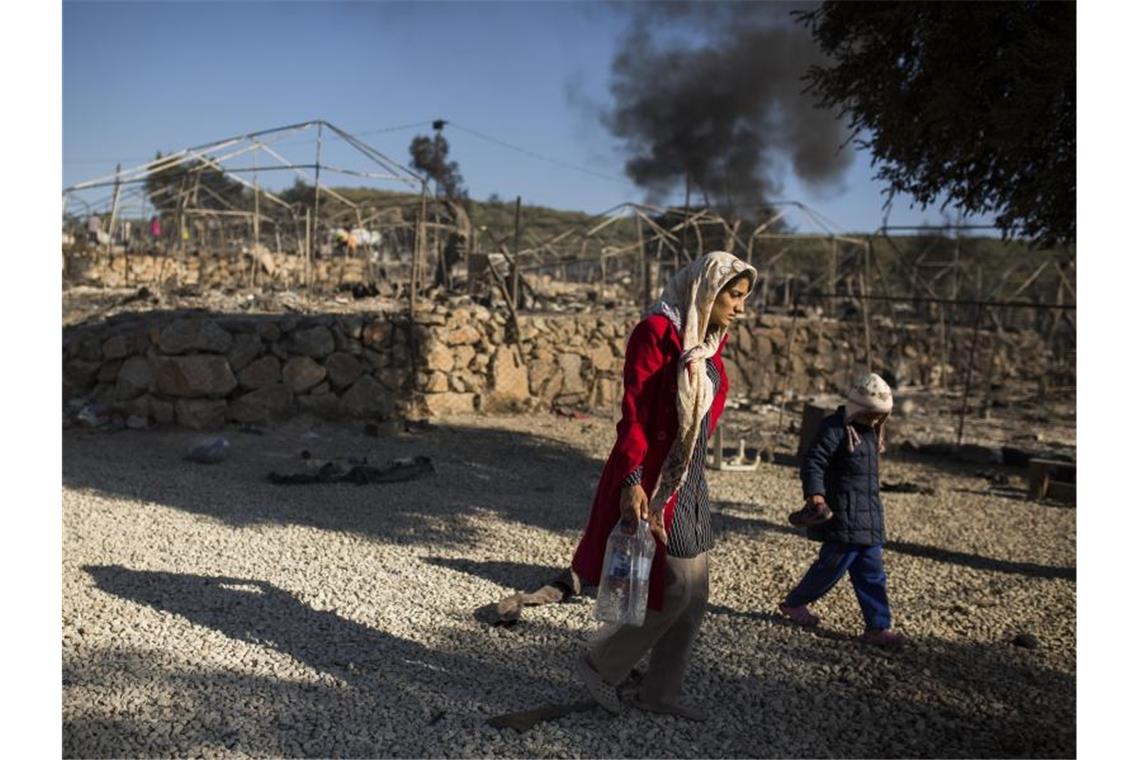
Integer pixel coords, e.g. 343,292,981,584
778,603,821,627
861,628,907,647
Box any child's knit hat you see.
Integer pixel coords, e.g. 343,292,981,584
844,372,893,421
843,372,893,453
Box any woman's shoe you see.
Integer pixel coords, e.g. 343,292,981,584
576,654,623,715
632,696,709,722
778,603,821,626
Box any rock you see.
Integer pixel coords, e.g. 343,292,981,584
1012,633,1040,649
423,371,450,393
126,414,148,430
287,325,335,358
153,356,237,398
115,356,152,400
228,384,295,424
362,320,392,347
310,381,331,397
557,353,585,394
63,360,100,397
361,348,389,371
257,321,282,342
76,337,102,362
483,345,530,412
237,355,281,389
735,328,755,356
102,333,149,360
185,436,229,462
722,357,750,396
297,393,341,420
324,352,364,389
593,377,620,409
755,336,774,356
338,337,364,356
282,357,327,392
98,360,122,383
151,399,175,424
337,315,364,340
226,333,263,373
445,324,481,345
422,392,476,416
450,369,480,393
158,319,234,354
587,345,615,373
340,375,393,419
374,368,407,391
175,399,227,429
423,340,455,373
452,345,476,369
414,312,447,326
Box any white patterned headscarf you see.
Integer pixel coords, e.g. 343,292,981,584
644,251,758,523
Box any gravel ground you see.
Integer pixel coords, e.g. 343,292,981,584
63,412,1075,758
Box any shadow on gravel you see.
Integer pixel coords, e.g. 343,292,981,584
422,556,566,592
714,504,1075,581
62,422,602,550
685,634,1075,758
72,565,569,757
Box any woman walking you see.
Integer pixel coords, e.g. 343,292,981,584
571,251,757,720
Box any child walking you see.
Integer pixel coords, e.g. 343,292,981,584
779,372,906,646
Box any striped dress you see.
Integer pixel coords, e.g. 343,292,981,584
621,361,719,558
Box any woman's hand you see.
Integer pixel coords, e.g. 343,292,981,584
620,483,649,523
620,484,668,544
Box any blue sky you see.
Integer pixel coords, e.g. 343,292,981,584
63,0,995,233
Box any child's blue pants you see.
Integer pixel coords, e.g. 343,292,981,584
784,542,892,630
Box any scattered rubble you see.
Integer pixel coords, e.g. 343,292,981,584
267,455,434,485
185,437,229,464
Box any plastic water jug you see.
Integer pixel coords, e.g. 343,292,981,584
594,518,656,626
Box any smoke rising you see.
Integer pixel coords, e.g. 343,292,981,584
603,2,852,214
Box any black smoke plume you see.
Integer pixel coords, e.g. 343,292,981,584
604,2,851,216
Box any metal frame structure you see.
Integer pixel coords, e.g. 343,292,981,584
63,120,439,296
63,122,1075,446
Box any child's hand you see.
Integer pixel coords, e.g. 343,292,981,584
790,495,834,527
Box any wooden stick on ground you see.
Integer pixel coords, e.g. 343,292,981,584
487,700,598,732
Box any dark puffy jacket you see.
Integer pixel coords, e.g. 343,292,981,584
800,407,885,545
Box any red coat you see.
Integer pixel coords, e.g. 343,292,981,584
571,313,729,612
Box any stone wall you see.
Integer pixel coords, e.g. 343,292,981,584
64,312,413,429
64,250,383,291
413,304,1054,416
63,303,1055,429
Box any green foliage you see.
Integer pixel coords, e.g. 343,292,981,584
795,2,1076,247
278,178,316,207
